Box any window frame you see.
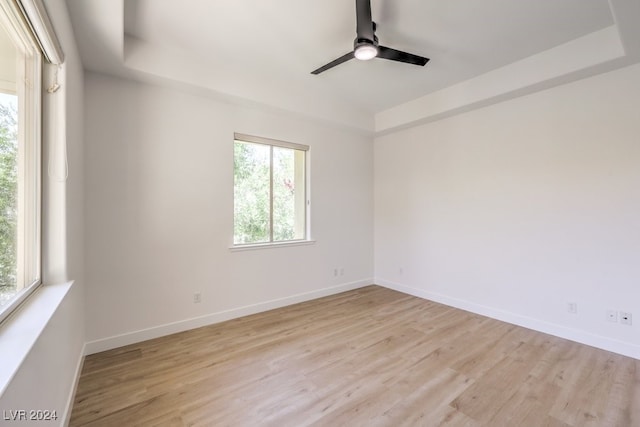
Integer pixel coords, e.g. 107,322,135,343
0,0,43,324
232,132,311,249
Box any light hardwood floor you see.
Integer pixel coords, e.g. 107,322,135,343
70,286,639,426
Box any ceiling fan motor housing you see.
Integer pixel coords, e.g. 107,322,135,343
354,34,379,50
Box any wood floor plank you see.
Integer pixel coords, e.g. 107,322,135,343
70,286,639,426
377,368,476,427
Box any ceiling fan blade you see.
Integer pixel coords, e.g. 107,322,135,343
377,46,429,66
355,0,375,41
311,52,355,75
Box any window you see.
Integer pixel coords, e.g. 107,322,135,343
233,133,309,246
0,0,43,323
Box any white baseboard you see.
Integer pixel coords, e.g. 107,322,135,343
61,342,86,427
376,278,640,360
84,279,373,355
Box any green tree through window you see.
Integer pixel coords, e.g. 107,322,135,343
234,135,307,245
0,96,18,305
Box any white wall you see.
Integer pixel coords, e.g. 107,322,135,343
375,63,640,359
0,0,85,423
84,73,374,351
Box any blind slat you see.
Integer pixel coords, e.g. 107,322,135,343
15,0,64,64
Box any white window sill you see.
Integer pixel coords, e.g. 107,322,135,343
0,281,74,396
229,240,316,252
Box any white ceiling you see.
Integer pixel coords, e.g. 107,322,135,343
65,0,640,133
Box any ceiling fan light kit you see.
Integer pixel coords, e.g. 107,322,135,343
354,43,378,60
312,0,429,74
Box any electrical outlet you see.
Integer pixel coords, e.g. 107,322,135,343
333,268,338,277
193,292,202,304
399,267,404,276
567,302,577,314
606,309,618,322
620,312,632,325
340,268,344,276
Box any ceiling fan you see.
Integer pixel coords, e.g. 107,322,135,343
311,0,430,75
